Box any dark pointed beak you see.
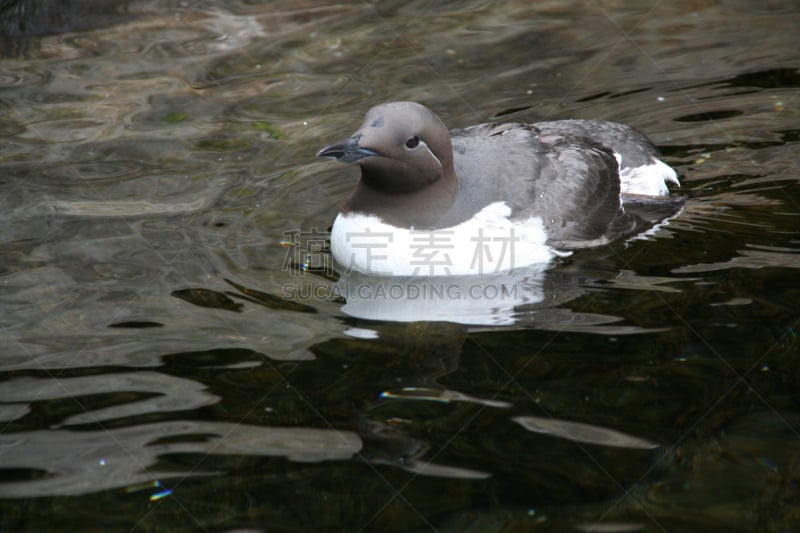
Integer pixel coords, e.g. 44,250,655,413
317,135,380,163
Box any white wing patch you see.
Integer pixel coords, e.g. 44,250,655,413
331,202,557,276
619,157,680,197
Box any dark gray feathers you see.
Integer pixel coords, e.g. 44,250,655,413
445,123,636,247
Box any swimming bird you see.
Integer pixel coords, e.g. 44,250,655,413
317,101,680,276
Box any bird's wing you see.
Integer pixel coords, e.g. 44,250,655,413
531,132,647,248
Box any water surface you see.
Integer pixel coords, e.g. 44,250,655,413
1,0,799,530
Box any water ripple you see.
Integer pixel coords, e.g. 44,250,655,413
0,421,361,498
513,416,660,450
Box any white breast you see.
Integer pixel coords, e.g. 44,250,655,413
331,201,558,276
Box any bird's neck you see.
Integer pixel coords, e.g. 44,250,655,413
343,168,459,230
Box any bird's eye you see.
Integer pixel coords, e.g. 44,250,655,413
405,135,420,149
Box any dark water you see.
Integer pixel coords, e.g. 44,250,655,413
1,0,799,530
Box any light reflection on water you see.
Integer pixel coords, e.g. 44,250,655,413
1,0,800,530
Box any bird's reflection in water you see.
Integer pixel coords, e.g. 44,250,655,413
335,265,550,327
332,259,650,334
